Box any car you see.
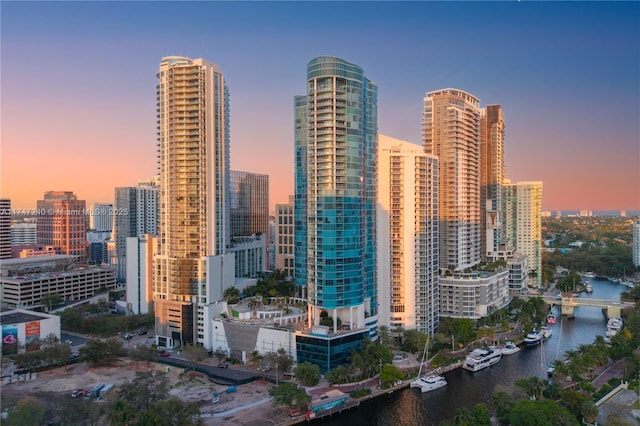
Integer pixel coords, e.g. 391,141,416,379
217,363,229,368
65,340,73,345
68,353,79,361
159,351,171,357
123,333,133,340
71,388,85,398
137,329,148,336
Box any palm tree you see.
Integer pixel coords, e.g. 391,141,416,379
515,376,545,400
580,400,599,424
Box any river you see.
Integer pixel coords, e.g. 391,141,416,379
318,278,627,426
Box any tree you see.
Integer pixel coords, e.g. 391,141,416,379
380,364,404,387
182,343,209,371
515,376,546,400
223,287,241,303
580,400,599,424
491,391,515,425
40,292,63,312
151,398,202,425
402,329,427,353
117,370,169,411
269,383,311,410
42,332,59,347
57,398,102,426
4,396,46,426
80,338,122,366
325,365,352,385
295,361,321,386
214,347,227,363
275,348,294,375
508,399,579,426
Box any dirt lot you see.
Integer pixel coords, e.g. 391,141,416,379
1,359,291,425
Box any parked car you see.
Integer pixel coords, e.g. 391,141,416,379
123,333,133,340
71,388,86,398
217,362,229,368
159,351,171,357
65,340,73,345
137,329,148,336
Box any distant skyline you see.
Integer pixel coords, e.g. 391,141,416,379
2,1,639,212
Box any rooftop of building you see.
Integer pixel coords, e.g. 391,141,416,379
0,307,54,324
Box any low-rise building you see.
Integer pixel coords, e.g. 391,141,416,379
0,306,61,355
0,255,116,309
439,268,510,320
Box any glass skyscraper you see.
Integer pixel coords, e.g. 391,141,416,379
294,56,378,372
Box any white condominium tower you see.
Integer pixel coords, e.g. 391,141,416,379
154,56,231,349
377,135,439,335
423,89,482,272
504,181,543,288
632,219,640,267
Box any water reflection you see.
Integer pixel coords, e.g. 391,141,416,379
318,278,626,425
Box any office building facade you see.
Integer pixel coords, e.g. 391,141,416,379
294,56,378,372
36,191,86,260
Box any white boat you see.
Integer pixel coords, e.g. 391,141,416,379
606,317,623,338
410,336,447,393
585,283,593,293
410,374,448,393
524,329,543,346
546,312,557,325
462,346,502,372
501,342,520,355
540,325,552,339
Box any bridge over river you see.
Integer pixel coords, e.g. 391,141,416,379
541,294,633,318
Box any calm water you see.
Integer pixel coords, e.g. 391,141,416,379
318,278,626,426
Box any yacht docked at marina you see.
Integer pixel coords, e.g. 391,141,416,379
462,346,502,372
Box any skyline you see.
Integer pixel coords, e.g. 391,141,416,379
2,1,639,212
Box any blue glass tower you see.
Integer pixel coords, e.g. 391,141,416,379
294,56,378,372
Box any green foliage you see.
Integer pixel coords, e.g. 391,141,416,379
117,370,169,411
491,391,515,425
558,388,589,421
14,342,71,371
580,400,599,423
269,383,311,409
515,376,546,400
380,364,404,386
223,286,241,303
325,365,352,385
348,338,393,380
4,396,46,426
294,361,321,386
57,397,103,425
401,329,427,353
508,399,580,426
40,292,63,311
79,338,123,366
349,388,371,398
60,306,154,337
243,269,296,298
442,404,491,426
213,347,227,363
182,344,209,370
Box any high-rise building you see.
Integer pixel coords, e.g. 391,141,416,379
480,104,507,259
504,181,543,287
11,222,37,246
0,199,10,259
275,197,295,279
154,56,233,350
294,56,378,372
377,135,439,335
36,191,86,260
423,89,482,272
632,219,640,268
229,170,269,237
89,203,113,232
113,179,159,281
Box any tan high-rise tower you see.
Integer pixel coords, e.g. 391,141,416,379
480,104,506,259
154,56,231,348
423,89,481,272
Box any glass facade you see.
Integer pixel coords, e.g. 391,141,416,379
296,330,368,374
294,56,378,371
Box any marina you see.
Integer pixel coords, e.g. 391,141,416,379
318,277,627,425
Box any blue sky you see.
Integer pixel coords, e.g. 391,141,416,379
2,1,639,211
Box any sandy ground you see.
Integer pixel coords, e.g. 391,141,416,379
1,359,292,425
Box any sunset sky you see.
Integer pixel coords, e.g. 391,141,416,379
2,1,639,212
